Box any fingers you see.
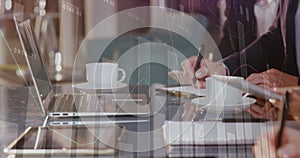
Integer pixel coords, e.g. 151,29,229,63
168,70,194,85
255,127,300,158
181,57,227,89
254,132,277,158
277,144,298,158
181,57,210,89
181,56,197,80
258,83,274,90
195,67,209,79
247,72,282,90
194,65,209,89
250,104,265,115
247,69,298,89
247,99,265,118
181,57,226,83
282,127,300,139
274,128,300,158
277,127,300,158
247,73,272,86
247,110,264,119
194,79,206,89
247,107,265,119
289,89,300,101
289,91,300,120
182,102,197,121
247,104,278,120
247,73,262,83
256,98,266,106
267,108,279,120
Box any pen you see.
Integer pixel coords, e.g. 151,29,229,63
222,118,267,123
155,88,198,99
276,91,290,149
194,45,205,73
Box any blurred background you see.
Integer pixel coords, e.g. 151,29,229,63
0,0,271,87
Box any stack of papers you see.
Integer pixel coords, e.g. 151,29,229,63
164,121,270,145
163,121,272,157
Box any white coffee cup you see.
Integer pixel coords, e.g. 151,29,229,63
206,75,243,105
86,63,126,88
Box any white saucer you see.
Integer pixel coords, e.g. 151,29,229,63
73,82,128,92
191,97,256,113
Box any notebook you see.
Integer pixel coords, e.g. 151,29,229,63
163,120,271,157
164,121,270,145
13,15,150,118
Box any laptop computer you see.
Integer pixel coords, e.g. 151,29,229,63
13,15,150,118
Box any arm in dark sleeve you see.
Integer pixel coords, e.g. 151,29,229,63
223,23,284,77
218,20,235,58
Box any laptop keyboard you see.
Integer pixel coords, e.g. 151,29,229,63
49,93,149,116
52,94,105,113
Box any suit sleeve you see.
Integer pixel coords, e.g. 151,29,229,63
223,20,285,77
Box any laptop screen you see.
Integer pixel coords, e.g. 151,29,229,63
17,19,52,100
14,16,54,116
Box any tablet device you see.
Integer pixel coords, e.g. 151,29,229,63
212,75,283,100
4,125,125,156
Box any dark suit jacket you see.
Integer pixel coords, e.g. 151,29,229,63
218,0,257,58
223,0,299,80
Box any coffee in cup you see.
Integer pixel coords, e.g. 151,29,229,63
206,75,243,105
86,63,126,88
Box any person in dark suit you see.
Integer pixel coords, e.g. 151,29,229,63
219,0,279,58
180,0,299,120
218,0,257,58
181,0,299,89
182,1,300,156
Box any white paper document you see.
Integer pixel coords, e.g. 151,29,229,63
163,121,272,145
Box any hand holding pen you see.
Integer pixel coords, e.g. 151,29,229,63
273,90,300,157
194,45,205,74
254,90,300,158
181,45,227,88
276,92,290,149
192,45,205,87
